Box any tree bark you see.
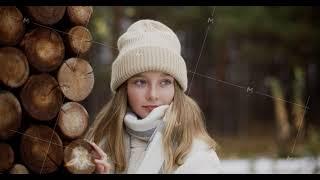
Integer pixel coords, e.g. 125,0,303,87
0,91,21,140
67,26,92,55
58,102,89,139
20,74,63,121
0,6,25,46
67,6,93,26
268,78,291,141
26,6,66,25
20,125,64,174
0,47,29,88
57,57,94,102
292,66,306,136
0,143,14,172
267,77,292,157
9,164,29,174
20,27,65,72
64,139,95,174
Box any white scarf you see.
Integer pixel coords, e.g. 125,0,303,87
124,105,169,173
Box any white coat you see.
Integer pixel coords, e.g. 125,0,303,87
106,105,221,174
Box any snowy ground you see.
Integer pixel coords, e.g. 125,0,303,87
220,157,320,174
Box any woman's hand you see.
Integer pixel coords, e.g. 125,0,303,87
89,142,112,174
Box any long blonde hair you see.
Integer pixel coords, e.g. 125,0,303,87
85,81,217,173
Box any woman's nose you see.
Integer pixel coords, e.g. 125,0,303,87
146,84,159,101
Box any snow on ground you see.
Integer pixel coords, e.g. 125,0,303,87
220,157,320,174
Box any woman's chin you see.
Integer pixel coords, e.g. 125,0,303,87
136,110,148,119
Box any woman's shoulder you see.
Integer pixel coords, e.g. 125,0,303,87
189,138,220,160
173,138,221,174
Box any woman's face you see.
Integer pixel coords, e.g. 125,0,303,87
127,71,175,119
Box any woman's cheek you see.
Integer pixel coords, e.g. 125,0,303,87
128,87,147,115
160,87,174,104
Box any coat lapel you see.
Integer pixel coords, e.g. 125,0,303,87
135,130,165,174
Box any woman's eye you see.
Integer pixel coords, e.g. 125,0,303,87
134,79,146,87
160,79,172,87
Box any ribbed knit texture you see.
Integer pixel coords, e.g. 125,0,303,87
110,19,188,93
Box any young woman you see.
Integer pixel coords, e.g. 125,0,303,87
85,19,220,174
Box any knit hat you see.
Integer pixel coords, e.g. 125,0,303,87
110,19,188,93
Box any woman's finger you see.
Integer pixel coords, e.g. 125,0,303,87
94,159,110,167
91,149,101,159
95,164,105,173
94,159,110,174
89,142,107,159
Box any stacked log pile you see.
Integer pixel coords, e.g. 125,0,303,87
0,6,96,174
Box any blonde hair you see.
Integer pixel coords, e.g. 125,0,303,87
85,81,217,173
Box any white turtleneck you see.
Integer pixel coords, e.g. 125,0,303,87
124,105,169,174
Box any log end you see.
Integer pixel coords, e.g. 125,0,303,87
67,6,93,26
20,125,64,174
20,28,65,72
58,58,94,102
26,6,66,25
58,102,89,139
0,47,29,88
68,26,92,55
20,74,63,121
0,91,22,140
64,139,95,174
0,143,15,172
0,7,25,46
9,164,30,174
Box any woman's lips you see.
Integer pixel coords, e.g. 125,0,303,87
142,105,159,111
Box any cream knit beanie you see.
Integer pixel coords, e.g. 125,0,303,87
110,19,188,93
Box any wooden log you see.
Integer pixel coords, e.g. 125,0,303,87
20,27,65,72
20,125,64,174
58,102,89,139
67,26,92,55
0,143,15,172
9,164,29,174
67,6,93,26
0,47,29,88
0,6,25,46
0,91,21,140
26,6,66,25
57,57,94,102
20,74,63,121
64,139,95,174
